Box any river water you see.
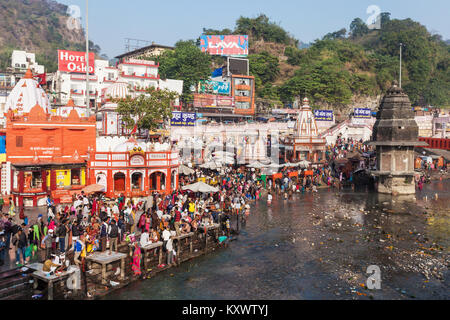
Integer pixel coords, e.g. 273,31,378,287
106,180,449,300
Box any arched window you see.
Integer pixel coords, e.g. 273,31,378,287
131,172,143,190
149,172,166,191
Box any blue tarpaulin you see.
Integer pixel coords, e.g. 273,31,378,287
212,68,223,78
0,135,5,154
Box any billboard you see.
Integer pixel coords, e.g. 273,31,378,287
200,35,249,56
58,50,95,74
314,110,334,121
198,80,230,95
193,94,234,108
354,108,372,118
228,57,249,76
171,112,196,127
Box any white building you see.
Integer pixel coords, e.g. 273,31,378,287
11,50,45,74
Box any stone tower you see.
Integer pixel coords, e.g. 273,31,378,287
370,83,426,194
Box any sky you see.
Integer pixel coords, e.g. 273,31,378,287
57,0,450,59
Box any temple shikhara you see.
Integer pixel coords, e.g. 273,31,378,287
1,70,180,206
283,98,326,163
4,70,96,206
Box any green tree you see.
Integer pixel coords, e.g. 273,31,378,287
155,40,212,101
349,18,369,38
114,86,178,131
249,51,280,84
323,28,347,40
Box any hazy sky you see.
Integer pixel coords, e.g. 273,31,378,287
57,0,450,58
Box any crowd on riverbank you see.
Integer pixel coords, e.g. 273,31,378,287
0,137,447,272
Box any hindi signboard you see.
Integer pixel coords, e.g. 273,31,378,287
200,35,249,57
354,108,372,118
313,110,334,121
198,80,231,95
58,50,95,74
171,112,196,127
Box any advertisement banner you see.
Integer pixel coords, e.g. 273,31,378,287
171,112,196,127
58,50,95,74
200,35,249,56
354,108,372,118
193,94,234,108
199,80,231,95
313,110,334,121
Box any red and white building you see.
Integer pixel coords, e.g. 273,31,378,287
89,136,179,198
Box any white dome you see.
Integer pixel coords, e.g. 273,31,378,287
104,82,133,100
113,137,146,152
5,69,50,115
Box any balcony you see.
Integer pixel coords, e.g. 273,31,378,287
70,89,98,96
120,72,159,80
235,84,251,91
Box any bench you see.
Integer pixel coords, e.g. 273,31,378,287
86,252,127,285
28,263,76,300
129,241,164,271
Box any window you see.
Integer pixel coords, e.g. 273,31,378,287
16,136,23,147
71,169,81,185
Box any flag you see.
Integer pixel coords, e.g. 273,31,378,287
130,124,138,135
36,73,46,85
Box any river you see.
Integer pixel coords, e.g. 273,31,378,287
105,180,449,300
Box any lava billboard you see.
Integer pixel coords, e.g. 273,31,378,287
58,50,95,74
200,35,248,56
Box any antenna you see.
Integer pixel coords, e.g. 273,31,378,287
124,38,153,53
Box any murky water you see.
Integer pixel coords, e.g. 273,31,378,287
106,181,449,300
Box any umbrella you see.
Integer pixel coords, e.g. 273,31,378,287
182,181,219,193
267,162,282,169
247,161,267,169
81,184,105,194
297,160,311,168
212,151,235,157
179,164,195,175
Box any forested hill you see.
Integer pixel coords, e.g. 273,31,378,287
203,14,450,110
0,0,102,72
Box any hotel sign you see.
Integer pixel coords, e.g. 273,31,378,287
58,50,95,74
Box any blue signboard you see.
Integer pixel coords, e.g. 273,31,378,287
199,80,231,95
313,110,334,121
0,135,5,154
171,112,196,127
354,108,372,118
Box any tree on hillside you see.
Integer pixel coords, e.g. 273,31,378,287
350,18,369,38
380,12,391,28
249,51,280,84
155,40,212,102
323,28,347,40
114,86,178,131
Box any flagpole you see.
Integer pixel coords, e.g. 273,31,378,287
85,0,90,116
399,43,403,88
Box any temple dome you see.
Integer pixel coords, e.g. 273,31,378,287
294,97,319,137
104,82,134,100
113,137,146,152
5,69,50,115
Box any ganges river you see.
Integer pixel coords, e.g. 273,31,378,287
106,180,449,300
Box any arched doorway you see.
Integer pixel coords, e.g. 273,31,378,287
149,171,166,191
131,172,144,191
114,172,126,192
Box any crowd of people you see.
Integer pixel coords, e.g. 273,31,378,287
0,136,447,272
